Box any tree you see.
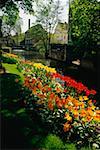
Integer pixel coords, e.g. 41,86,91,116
0,0,38,37
1,15,23,46
70,0,99,58
36,0,62,32
11,18,23,46
12,18,23,35
0,0,35,13
35,0,63,54
25,24,48,53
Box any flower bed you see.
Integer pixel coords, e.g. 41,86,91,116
17,60,100,148
3,53,100,149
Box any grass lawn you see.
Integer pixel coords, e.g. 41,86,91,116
2,63,24,82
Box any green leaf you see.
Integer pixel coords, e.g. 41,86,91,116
16,108,25,114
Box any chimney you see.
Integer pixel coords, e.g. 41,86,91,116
28,19,30,29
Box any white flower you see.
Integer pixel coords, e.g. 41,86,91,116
92,143,99,149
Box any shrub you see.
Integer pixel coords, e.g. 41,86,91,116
1,73,22,100
64,143,76,150
1,55,18,64
41,134,64,150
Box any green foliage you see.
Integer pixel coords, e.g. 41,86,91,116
64,143,76,150
70,0,99,56
11,33,25,45
80,147,92,150
1,0,35,37
3,2,19,26
26,24,48,53
1,73,22,99
1,55,18,64
1,0,34,14
41,134,64,150
72,123,100,149
1,2,20,37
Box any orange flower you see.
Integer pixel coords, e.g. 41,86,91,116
49,93,55,100
74,100,79,107
93,115,100,122
56,87,62,93
56,100,63,108
95,110,100,115
63,122,71,132
80,109,87,118
64,113,72,122
67,106,73,111
48,101,54,111
33,87,38,94
67,96,73,102
37,93,46,99
37,82,42,89
64,98,69,105
64,104,68,109
88,100,93,106
55,96,60,103
43,85,51,92
86,115,92,122
93,110,100,122
73,110,79,119
87,109,94,116
32,79,36,85
62,98,66,105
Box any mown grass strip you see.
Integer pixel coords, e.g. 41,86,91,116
2,63,24,82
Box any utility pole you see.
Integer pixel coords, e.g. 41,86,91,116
67,0,73,63
68,0,72,45
0,18,2,68
0,17,3,48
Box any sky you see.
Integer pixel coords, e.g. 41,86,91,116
19,0,69,33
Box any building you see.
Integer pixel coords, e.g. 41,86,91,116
24,24,47,51
48,22,68,61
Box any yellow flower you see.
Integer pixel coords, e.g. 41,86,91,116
33,63,56,73
83,96,88,100
91,105,96,110
79,102,84,108
79,96,83,101
64,113,72,122
87,109,94,116
73,110,79,119
5,53,18,58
